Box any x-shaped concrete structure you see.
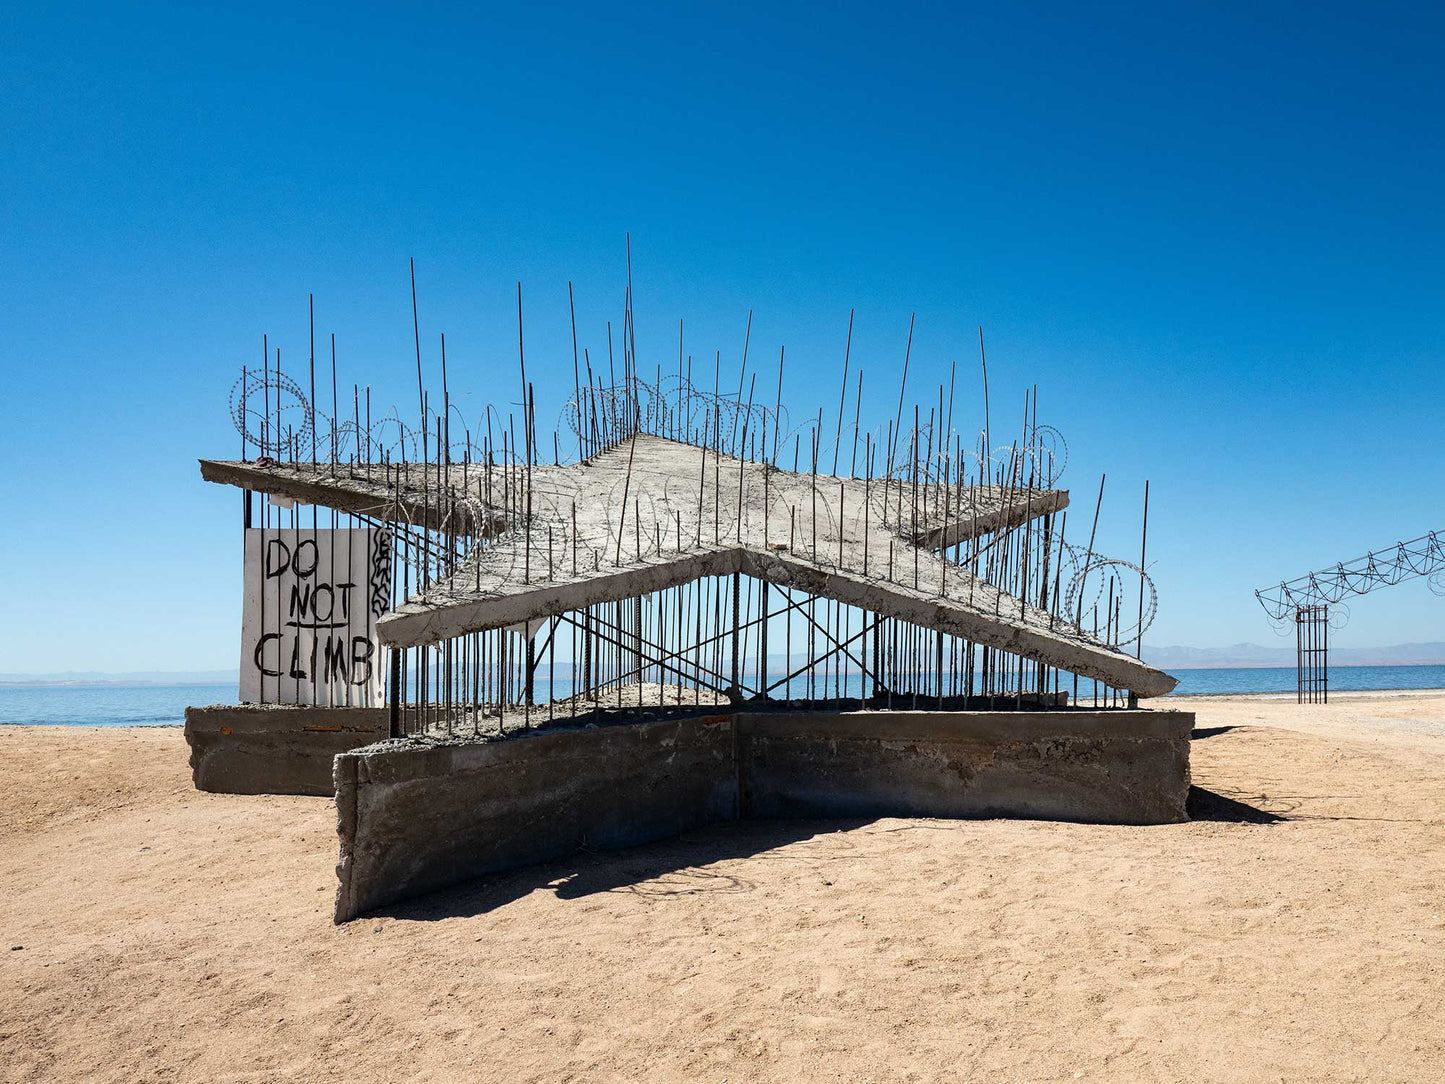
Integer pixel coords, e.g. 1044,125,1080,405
203,434,1176,697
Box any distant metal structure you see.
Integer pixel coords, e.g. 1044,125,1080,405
1294,605,1329,704
1255,529,1445,703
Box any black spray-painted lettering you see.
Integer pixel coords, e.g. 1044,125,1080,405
291,538,318,577
249,531,381,698
265,539,291,578
286,581,358,628
253,632,283,677
350,637,375,684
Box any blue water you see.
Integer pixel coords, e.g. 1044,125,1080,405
0,684,235,727
3,666,1444,724
1167,664,1445,697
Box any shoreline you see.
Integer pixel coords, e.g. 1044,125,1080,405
7,684,1445,726
1164,686,1445,702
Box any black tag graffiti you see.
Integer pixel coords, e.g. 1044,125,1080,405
369,529,393,620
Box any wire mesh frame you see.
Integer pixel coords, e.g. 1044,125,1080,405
1295,604,1328,704
381,570,1147,741
228,344,1160,729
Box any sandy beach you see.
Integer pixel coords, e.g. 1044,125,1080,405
3,692,1444,1083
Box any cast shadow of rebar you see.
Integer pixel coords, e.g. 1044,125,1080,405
1186,785,1285,823
372,817,872,922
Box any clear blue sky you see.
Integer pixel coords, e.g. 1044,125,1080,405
3,2,1442,672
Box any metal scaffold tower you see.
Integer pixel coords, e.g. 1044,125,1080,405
1255,529,1445,704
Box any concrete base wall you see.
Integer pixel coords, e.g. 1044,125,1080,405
334,709,1191,922
185,704,388,797
738,711,1191,825
335,715,738,921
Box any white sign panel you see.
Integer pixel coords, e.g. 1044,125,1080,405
241,528,392,705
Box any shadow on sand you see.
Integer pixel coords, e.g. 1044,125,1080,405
372,817,873,921
1191,725,1241,740
372,790,1285,922
1186,785,1285,824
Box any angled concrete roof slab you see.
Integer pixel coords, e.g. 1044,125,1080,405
366,436,1174,697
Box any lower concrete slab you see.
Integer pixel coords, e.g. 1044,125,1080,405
333,708,1192,922
738,710,1192,825
185,704,388,797
334,715,738,922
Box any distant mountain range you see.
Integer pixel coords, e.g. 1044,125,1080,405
0,670,239,688
1144,643,1445,669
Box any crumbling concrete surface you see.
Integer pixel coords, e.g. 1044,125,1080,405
364,437,1171,698
738,710,1192,825
184,704,387,796
201,437,1175,697
333,708,1191,922
334,715,738,922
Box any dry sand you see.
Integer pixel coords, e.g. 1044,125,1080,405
3,692,1444,1083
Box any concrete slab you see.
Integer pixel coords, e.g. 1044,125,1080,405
364,436,1172,697
333,707,1192,921
202,436,1174,697
198,459,508,536
737,710,1191,825
184,704,388,796
334,714,738,921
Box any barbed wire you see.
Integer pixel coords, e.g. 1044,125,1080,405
1256,529,1445,621
230,365,1146,651
1061,545,1157,647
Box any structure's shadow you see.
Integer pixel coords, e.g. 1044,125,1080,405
1191,725,1241,740
374,790,1288,922
1186,785,1284,823
374,817,872,922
